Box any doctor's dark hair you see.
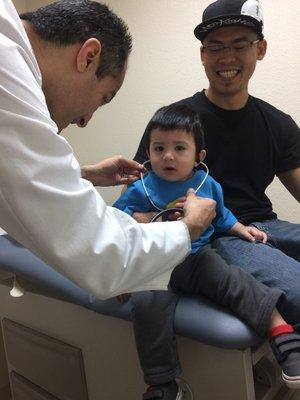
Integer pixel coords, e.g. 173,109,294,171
144,103,205,153
20,0,132,79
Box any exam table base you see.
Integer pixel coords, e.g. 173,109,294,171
0,284,294,400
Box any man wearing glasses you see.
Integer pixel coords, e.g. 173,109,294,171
134,1,300,395
190,0,300,324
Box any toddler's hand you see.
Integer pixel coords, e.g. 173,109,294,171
174,196,186,209
117,293,132,303
240,226,267,243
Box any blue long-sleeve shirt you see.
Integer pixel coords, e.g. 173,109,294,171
113,169,237,253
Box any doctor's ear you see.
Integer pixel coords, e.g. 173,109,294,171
77,38,101,73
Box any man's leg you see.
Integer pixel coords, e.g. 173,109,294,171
212,220,300,330
131,290,181,386
254,219,300,262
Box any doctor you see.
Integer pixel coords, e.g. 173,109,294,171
0,0,216,299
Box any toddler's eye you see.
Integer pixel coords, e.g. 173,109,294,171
154,146,164,152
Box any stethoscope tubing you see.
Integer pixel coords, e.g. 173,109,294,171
140,160,209,220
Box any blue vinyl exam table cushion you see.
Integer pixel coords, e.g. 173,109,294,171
0,234,262,350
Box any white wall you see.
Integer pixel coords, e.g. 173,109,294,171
14,0,300,222
13,0,27,12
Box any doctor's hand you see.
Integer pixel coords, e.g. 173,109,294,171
81,155,146,187
182,189,216,242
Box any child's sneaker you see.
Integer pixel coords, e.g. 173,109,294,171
269,331,300,389
142,379,192,400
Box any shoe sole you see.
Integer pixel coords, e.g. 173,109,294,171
176,386,183,400
283,372,300,389
176,379,193,400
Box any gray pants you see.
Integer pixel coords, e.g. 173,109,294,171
131,244,283,385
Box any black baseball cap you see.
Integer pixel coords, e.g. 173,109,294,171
194,0,264,42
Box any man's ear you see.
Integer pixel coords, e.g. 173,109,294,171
257,39,267,61
77,38,101,73
200,46,205,65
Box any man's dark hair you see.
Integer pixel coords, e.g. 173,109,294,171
20,0,132,78
144,103,205,154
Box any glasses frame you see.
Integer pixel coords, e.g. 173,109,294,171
202,39,261,55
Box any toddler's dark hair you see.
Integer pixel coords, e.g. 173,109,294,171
144,103,205,154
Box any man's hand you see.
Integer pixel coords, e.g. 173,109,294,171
81,155,146,187
182,189,216,241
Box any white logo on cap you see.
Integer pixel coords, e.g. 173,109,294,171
241,0,263,23
202,18,255,32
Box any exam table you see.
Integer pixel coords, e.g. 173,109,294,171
0,234,294,400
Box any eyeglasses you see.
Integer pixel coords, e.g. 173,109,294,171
202,39,260,55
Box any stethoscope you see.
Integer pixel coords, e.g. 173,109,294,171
140,160,209,222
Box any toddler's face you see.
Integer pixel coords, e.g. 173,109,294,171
148,128,198,182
